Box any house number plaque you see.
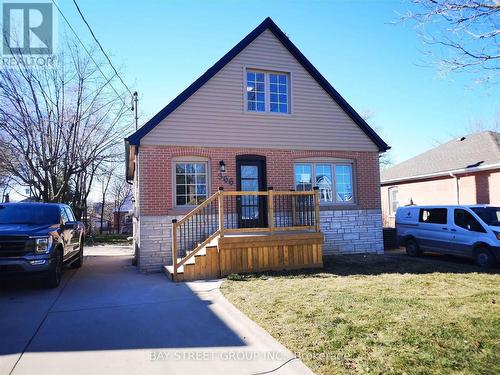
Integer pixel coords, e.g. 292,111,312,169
218,173,234,186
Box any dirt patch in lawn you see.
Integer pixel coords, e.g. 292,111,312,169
221,253,499,375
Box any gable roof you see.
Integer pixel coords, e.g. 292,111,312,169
381,131,500,184
125,17,389,151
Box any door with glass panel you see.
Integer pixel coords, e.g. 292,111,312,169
236,156,267,228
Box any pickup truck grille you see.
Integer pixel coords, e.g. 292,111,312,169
0,236,32,257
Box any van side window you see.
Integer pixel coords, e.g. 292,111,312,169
419,208,447,224
454,209,486,233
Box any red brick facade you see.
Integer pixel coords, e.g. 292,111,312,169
139,145,381,216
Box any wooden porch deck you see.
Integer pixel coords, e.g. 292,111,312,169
165,188,324,282
164,231,323,281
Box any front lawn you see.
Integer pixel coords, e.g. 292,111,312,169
221,253,499,374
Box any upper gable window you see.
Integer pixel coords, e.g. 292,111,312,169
246,69,290,114
246,71,265,112
269,73,288,113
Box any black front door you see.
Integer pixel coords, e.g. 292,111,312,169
236,156,267,228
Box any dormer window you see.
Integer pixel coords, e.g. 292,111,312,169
246,69,290,114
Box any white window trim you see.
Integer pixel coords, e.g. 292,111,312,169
172,156,210,208
293,160,356,205
388,187,399,217
243,66,293,116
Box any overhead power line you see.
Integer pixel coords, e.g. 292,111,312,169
72,0,133,96
50,0,127,107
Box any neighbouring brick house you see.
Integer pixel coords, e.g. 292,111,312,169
125,18,389,273
381,131,500,227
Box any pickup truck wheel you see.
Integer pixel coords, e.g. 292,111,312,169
405,239,421,257
71,241,84,269
474,247,496,268
45,249,63,288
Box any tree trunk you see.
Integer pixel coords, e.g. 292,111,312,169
100,193,106,234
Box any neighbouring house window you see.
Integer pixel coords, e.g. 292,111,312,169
294,162,354,204
389,187,399,216
246,69,290,114
175,162,208,206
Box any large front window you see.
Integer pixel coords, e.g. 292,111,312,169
246,69,290,114
294,162,354,204
175,162,207,206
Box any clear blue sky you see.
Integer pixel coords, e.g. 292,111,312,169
59,0,499,164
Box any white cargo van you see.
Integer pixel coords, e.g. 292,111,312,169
396,205,500,267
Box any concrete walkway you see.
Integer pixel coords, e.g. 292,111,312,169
0,246,312,375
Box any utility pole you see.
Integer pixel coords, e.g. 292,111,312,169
131,91,139,266
132,92,138,130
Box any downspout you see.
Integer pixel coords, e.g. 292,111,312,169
450,172,459,204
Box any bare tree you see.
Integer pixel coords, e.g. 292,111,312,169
361,110,393,169
467,111,500,132
0,40,132,218
110,176,132,234
401,0,500,84
98,165,115,234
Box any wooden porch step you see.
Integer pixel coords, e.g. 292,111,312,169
164,264,183,281
165,243,221,282
177,245,217,265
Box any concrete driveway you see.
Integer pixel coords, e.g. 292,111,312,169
0,246,312,375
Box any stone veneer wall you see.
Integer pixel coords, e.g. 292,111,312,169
320,209,384,255
137,215,175,273
136,209,384,272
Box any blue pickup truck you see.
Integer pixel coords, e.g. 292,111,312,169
0,203,85,288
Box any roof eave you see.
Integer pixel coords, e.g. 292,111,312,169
381,162,500,185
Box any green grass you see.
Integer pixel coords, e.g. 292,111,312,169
221,253,500,375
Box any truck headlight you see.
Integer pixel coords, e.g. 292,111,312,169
35,237,53,254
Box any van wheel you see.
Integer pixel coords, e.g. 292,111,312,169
474,247,496,268
405,239,421,257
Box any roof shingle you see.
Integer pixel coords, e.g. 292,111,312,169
381,131,500,183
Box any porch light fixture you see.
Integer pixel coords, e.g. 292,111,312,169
219,160,226,173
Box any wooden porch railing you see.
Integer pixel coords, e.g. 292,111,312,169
171,187,320,278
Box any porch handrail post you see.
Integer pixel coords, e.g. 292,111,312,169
171,219,178,278
218,187,225,238
268,187,274,233
290,189,296,226
313,187,320,232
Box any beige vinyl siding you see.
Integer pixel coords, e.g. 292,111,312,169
142,29,378,152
